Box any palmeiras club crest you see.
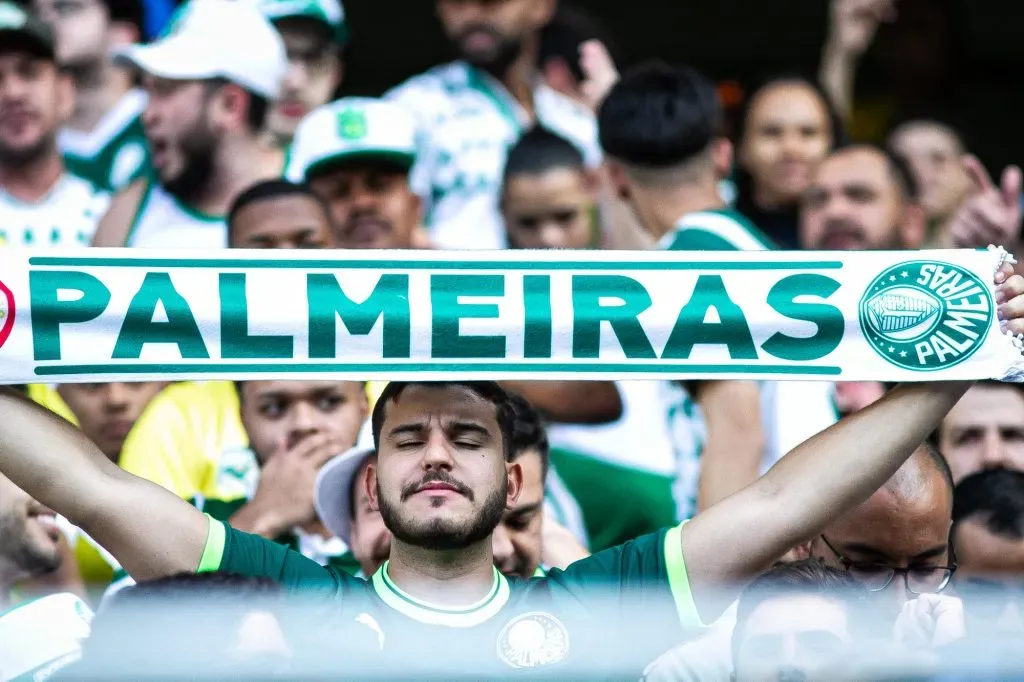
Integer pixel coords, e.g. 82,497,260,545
859,260,992,371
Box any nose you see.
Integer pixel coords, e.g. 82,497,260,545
885,571,912,607
285,401,322,441
103,383,131,411
538,222,567,249
349,183,380,214
284,58,309,92
981,430,1008,469
492,524,514,569
421,429,456,471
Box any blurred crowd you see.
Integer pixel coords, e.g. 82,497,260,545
2,0,1024,679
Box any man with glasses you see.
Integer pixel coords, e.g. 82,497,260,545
797,444,957,605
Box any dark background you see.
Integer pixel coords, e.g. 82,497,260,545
340,0,1024,174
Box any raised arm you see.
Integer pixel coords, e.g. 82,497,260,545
682,381,969,622
680,257,1024,623
0,388,209,581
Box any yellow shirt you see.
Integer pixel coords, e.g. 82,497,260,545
118,381,387,500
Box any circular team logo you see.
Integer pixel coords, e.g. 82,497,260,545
859,261,993,371
496,612,569,669
0,277,14,350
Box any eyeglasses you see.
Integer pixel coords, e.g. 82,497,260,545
819,535,956,594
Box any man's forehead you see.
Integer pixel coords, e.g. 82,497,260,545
816,150,890,185
829,488,950,549
383,385,499,428
945,385,1024,426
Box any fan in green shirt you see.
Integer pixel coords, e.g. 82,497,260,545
0,368,1004,678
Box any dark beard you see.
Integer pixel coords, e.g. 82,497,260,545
453,26,524,79
0,514,61,580
0,134,55,170
378,478,507,551
161,122,218,206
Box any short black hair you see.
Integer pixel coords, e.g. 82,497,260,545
538,4,619,84
952,469,1024,543
227,179,329,244
505,392,549,478
348,451,375,522
502,126,585,188
371,382,515,462
598,60,721,169
204,78,269,133
733,559,866,664
103,0,146,35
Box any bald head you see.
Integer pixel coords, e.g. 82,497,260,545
800,145,926,251
809,445,953,605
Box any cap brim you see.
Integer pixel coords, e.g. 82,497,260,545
304,150,415,181
111,40,217,82
0,30,54,61
315,444,375,545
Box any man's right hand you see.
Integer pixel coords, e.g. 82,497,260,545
239,434,350,539
827,0,898,56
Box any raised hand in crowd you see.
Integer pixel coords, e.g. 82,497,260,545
945,156,1023,250
228,433,352,540
578,39,619,113
820,0,899,116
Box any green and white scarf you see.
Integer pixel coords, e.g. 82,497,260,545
1,247,1021,384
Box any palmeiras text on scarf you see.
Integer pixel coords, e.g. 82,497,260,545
1,247,1023,384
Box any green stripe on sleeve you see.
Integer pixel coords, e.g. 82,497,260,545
197,515,226,573
663,523,705,630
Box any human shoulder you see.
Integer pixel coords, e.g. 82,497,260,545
91,176,149,246
661,209,775,252
384,62,469,124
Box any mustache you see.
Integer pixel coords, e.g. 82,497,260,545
401,471,473,501
820,218,865,240
453,23,504,44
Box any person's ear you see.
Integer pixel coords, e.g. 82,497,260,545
606,161,631,202
366,462,379,512
711,138,734,180
505,461,523,510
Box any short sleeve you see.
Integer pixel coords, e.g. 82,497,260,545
545,524,704,663
199,519,340,597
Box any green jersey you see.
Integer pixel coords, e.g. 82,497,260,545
59,89,150,192
201,519,699,679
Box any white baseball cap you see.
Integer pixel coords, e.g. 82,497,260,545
286,97,418,182
112,0,287,100
315,421,375,545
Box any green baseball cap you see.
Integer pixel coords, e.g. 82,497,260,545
0,1,55,61
257,0,348,45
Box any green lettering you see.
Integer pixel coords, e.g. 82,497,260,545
523,275,552,359
431,275,505,358
30,271,111,361
307,273,410,358
761,274,844,361
112,272,209,359
219,274,293,359
571,275,655,359
662,275,755,360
